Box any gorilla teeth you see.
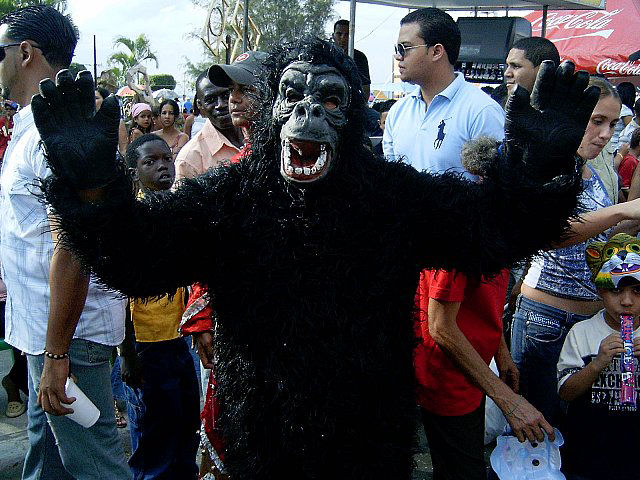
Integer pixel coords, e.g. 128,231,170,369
315,149,327,169
282,139,329,178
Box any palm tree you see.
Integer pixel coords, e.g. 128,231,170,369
108,34,158,85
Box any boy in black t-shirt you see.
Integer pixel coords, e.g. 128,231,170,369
557,233,640,480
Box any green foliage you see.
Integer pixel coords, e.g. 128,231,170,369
184,0,335,84
250,0,335,50
182,57,212,87
149,73,177,91
0,0,66,17
68,62,86,78
107,34,158,84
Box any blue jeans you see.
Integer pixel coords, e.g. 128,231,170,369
23,338,131,480
111,354,126,404
510,295,592,424
124,337,200,480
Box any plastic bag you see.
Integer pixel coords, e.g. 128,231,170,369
485,358,508,445
490,427,565,480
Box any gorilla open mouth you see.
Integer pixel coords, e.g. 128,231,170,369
281,138,331,183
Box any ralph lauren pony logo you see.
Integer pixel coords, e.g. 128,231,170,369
434,118,450,149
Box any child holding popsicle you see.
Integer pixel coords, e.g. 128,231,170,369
556,233,640,480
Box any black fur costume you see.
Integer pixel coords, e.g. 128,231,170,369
35,40,595,479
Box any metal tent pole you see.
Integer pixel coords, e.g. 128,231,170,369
349,0,356,58
93,35,97,86
243,0,249,51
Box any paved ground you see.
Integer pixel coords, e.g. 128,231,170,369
0,349,437,479
0,349,134,480
0,349,28,480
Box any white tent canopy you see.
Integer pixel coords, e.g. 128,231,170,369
339,0,605,56
343,0,605,10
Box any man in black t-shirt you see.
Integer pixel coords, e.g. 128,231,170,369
332,19,371,102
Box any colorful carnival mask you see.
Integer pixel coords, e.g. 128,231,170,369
586,233,640,289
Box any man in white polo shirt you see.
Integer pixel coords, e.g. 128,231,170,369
383,8,504,179
0,6,129,479
383,9,511,480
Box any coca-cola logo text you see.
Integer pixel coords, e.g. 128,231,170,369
530,9,622,31
597,58,640,76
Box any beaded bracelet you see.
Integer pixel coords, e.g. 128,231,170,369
44,349,69,360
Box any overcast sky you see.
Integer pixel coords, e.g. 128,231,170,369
66,1,515,96
66,0,411,96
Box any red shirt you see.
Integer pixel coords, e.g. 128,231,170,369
230,142,251,164
619,153,638,189
0,115,13,159
413,269,508,416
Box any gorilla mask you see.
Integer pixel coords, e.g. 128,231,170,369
273,61,350,183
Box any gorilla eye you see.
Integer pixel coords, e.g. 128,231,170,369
324,97,340,110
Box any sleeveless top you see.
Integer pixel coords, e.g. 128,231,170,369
524,165,613,301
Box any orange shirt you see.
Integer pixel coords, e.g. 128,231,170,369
174,119,239,180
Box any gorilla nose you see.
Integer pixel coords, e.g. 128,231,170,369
294,102,324,120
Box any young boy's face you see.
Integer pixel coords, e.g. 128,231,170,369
133,140,175,191
379,111,388,131
599,283,640,328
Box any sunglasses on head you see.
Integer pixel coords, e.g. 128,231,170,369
0,42,42,62
394,43,431,58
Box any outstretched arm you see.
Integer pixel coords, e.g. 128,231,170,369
554,198,640,248
43,172,231,298
33,70,232,298
403,62,600,277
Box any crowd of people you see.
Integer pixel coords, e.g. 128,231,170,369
0,4,638,480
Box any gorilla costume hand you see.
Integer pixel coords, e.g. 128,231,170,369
504,61,600,178
31,70,121,190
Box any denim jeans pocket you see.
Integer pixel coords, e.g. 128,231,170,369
85,340,114,364
524,312,564,344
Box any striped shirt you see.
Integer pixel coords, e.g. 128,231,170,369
0,105,125,355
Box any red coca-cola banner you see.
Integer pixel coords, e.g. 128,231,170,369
525,0,640,77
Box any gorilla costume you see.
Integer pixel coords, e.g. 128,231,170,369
33,39,598,479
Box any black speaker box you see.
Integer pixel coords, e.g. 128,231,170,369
457,17,532,64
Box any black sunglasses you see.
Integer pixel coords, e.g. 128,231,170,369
0,42,42,62
394,43,431,58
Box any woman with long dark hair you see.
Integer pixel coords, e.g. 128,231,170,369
152,99,189,158
511,77,640,426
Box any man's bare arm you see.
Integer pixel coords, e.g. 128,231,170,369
428,297,554,443
38,223,90,416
